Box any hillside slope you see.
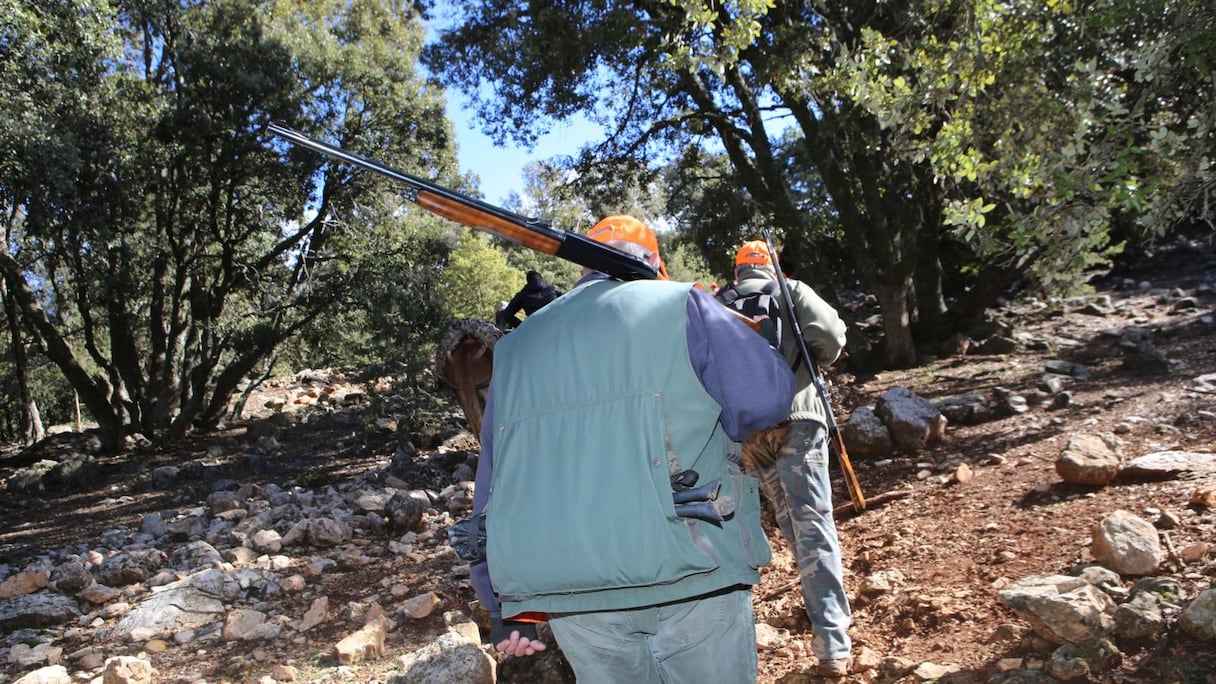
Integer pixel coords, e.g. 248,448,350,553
1,237,1213,684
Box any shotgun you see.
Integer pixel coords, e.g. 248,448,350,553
267,123,658,282
761,230,867,511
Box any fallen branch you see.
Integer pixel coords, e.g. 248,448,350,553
834,488,912,519
1161,530,1182,571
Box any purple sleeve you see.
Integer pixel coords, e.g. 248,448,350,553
686,287,796,441
471,389,501,619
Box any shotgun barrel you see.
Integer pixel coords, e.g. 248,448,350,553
268,123,659,282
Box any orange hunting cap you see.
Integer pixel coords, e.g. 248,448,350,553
735,239,773,268
587,214,669,279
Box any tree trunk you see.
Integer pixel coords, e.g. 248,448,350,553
912,221,950,346
0,252,125,451
780,95,923,369
871,277,918,369
3,279,44,445
945,261,1028,334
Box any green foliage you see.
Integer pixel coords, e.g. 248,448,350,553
0,353,78,441
438,233,525,320
428,0,1210,369
364,376,454,448
661,0,775,71
297,465,333,488
0,0,462,447
281,208,457,375
659,238,716,286
828,0,1211,289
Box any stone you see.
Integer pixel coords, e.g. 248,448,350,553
1192,487,1216,507
307,518,350,547
11,665,71,684
387,490,430,533
334,605,388,665
400,591,442,619
1055,434,1120,486
1091,510,1162,576
106,568,256,639
96,549,168,587
754,622,788,650
102,655,156,684
223,608,269,640
1115,592,1165,641
50,560,94,594
390,631,497,684
1046,644,1090,681
0,571,49,598
1178,588,1216,641
296,596,328,632
911,661,961,681
1120,451,1216,480
840,407,893,458
935,394,998,426
0,593,81,630
997,574,1116,645
443,610,482,644
9,642,63,668
874,386,948,452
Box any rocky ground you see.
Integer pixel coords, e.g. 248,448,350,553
1,237,1215,684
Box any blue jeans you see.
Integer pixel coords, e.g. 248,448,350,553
746,420,852,662
548,587,757,684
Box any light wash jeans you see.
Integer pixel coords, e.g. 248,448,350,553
548,587,757,684
745,420,852,662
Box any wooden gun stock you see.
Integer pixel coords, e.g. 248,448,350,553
414,191,562,255
829,419,866,512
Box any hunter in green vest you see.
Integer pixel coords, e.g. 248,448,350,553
471,215,795,683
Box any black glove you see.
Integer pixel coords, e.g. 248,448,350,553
489,617,540,645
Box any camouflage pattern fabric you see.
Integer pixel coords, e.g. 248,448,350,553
742,420,852,662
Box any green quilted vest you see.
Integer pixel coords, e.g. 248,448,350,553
485,278,770,616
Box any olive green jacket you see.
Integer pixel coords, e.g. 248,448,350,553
728,267,847,426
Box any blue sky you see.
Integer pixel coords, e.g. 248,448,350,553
443,90,601,207
427,4,601,207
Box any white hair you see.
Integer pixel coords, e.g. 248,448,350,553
604,239,659,266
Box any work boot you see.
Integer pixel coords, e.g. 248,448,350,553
814,657,851,678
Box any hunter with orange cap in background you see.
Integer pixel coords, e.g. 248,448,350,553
717,239,853,677
469,215,795,682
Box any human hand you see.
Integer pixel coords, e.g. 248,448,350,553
490,620,547,657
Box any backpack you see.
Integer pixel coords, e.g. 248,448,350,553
718,281,803,372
